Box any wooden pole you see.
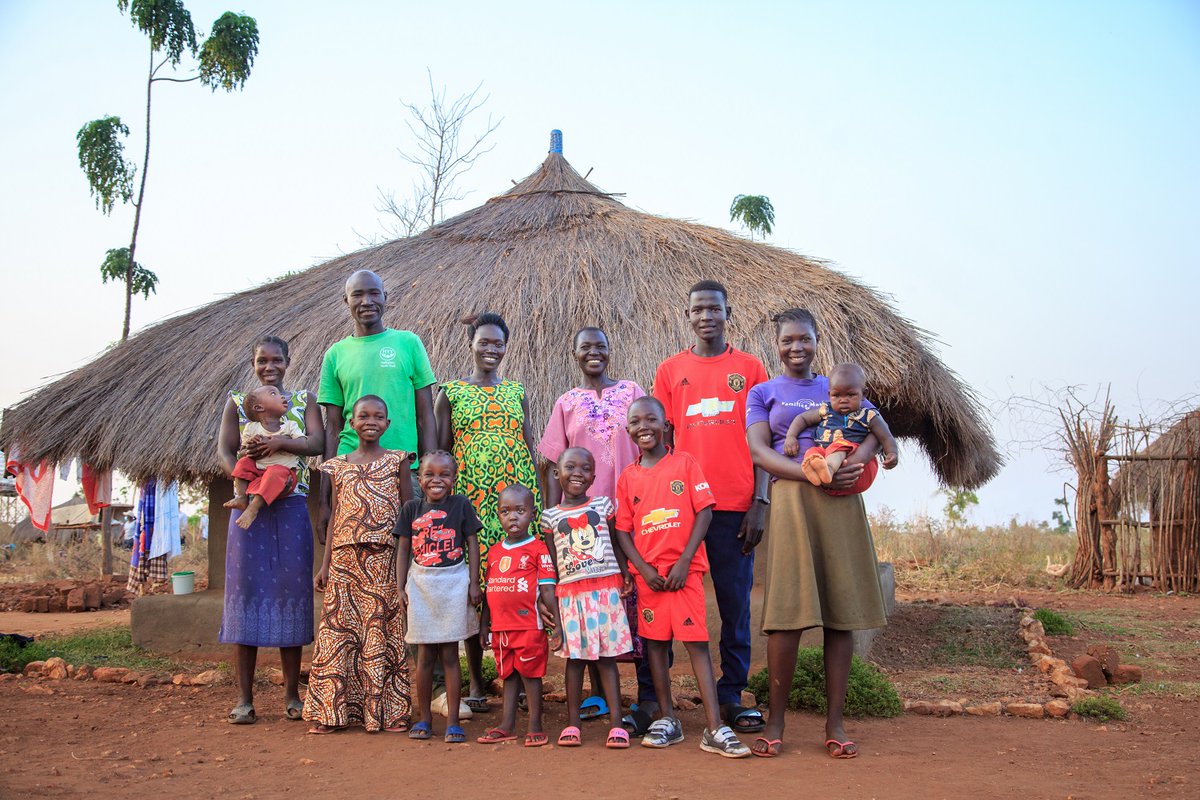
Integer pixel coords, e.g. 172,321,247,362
1096,452,1117,591
100,506,113,577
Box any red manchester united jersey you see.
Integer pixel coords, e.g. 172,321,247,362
615,450,716,573
484,536,556,631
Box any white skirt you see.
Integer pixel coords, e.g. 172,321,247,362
405,560,480,644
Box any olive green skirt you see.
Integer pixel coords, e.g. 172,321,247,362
761,479,886,633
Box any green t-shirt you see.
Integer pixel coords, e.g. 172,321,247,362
317,329,436,463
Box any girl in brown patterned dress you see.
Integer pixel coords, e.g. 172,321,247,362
304,395,413,734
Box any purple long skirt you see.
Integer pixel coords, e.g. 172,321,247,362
219,493,315,647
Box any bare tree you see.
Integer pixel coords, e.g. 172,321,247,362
374,71,502,240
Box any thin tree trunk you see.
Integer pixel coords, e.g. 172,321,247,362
123,41,155,341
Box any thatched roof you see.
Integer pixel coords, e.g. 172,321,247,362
1,132,1001,488
1113,410,1199,499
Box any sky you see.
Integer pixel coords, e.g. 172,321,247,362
1,1,1197,523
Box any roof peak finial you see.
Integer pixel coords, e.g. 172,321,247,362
549,129,563,154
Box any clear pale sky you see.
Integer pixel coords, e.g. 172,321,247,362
1,1,1197,523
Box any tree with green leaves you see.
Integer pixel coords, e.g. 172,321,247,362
77,1,259,340
729,194,776,240
940,487,979,527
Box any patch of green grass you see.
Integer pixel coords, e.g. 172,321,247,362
1071,695,1125,722
459,655,498,689
747,647,902,718
1070,609,1170,638
930,607,1022,669
1033,608,1074,636
0,629,178,673
1111,681,1200,700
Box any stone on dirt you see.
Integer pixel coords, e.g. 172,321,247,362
1005,702,1045,719
190,670,220,687
1045,699,1071,718
965,702,1002,716
66,588,85,612
93,666,130,683
23,661,46,677
740,690,758,709
1070,654,1108,689
1110,664,1142,685
1086,645,1120,680
43,657,69,680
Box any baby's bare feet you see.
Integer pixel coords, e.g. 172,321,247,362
223,495,249,510
235,504,260,529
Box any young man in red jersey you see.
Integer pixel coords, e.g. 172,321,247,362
647,280,769,734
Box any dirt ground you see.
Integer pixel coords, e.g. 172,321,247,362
2,590,1199,799
0,608,129,637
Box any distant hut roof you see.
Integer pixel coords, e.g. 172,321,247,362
1113,410,1200,497
1,132,1001,488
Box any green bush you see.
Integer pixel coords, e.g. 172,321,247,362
1033,608,1075,636
746,647,903,718
460,655,498,690
1071,695,1125,722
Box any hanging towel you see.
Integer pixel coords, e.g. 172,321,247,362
151,480,182,560
5,447,55,533
82,465,113,515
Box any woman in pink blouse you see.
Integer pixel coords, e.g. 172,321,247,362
538,327,645,505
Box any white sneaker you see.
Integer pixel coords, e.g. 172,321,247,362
700,725,751,758
431,691,473,719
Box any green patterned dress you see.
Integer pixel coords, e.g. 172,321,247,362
442,379,542,578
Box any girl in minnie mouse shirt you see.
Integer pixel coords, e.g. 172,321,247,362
540,446,634,748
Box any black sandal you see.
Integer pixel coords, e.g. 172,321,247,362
721,703,765,733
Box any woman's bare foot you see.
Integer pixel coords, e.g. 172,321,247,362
223,495,249,510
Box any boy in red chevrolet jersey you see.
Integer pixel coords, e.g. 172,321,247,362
478,484,561,748
614,396,750,758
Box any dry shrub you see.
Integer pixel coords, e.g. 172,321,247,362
871,508,1075,592
0,524,208,584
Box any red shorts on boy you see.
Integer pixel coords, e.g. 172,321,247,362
634,571,708,642
492,629,549,679
231,457,296,505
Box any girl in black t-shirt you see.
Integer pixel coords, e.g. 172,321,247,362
395,451,482,743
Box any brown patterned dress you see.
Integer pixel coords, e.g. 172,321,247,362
303,451,411,731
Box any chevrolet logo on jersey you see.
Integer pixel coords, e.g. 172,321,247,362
640,508,680,527
685,397,735,418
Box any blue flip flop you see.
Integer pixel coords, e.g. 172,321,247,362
408,720,432,740
580,695,609,721
445,724,467,744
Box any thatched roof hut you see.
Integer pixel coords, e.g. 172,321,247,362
1,132,1001,489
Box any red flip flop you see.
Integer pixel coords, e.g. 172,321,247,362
825,738,858,759
477,727,517,744
752,737,782,758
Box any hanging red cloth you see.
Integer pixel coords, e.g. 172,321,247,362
82,465,113,515
4,447,55,532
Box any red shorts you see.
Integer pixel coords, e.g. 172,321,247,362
824,455,879,497
492,629,548,679
633,570,708,642
231,457,296,505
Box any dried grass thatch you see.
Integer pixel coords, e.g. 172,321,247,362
1,134,1001,488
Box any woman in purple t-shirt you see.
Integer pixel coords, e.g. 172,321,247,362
744,308,888,760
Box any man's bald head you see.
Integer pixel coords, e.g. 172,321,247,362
343,270,387,335
345,269,385,297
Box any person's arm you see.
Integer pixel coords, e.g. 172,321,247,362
394,535,412,616
466,533,482,607
539,583,564,651
747,420,808,483
652,363,675,449
609,515,633,597
433,387,452,452
738,467,770,554
315,481,336,591
868,413,900,469
478,587,491,649
317,403,343,546
614,528,665,591
217,397,241,477
783,408,823,457
518,391,544,499
664,506,712,591
398,458,414,505
414,385,436,458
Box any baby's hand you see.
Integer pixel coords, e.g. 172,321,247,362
783,436,800,458
882,451,899,470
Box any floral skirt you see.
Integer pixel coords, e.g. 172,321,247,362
556,574,633,661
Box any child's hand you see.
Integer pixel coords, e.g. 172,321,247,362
479,628,490,650
468,584,482,607
547,627,564,653
783,436,800,457
313,566,329,592
664,560,690,591
397,589,408,616
537,594,556,629
620,573,634,599
638,564,666,592
881,450,899,470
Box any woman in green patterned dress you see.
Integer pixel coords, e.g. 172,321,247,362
434,311,543,710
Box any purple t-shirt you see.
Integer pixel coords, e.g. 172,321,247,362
745,375,874,460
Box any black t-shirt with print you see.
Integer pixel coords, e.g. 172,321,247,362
395,494,481,568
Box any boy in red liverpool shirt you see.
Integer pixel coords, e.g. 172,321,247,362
614,396,750,758
478,484,562,748
650,279,769,734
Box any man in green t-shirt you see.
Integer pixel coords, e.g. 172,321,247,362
317,269,437,542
